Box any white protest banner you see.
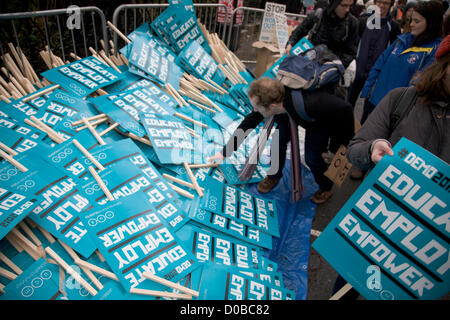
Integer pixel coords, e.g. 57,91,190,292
274,12,289,55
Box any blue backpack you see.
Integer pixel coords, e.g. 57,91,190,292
276,44,345,90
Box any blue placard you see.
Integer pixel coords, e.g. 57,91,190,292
141,112,195,164
312,138,450,300
41,57,123,97
200,177,280,237
197,263,295,300
188,196,273,250
80,192,199,291
176,40,226,86
176,223,264,269
261,37,313,79
127,36,184,90
0,258,64,300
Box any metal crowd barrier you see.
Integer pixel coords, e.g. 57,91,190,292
111,3,229,56
0,6,108,74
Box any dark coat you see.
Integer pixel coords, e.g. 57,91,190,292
287,0,359,68
347,87,449,170
355,13,401,82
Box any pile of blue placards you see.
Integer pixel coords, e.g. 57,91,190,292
0,0,320,301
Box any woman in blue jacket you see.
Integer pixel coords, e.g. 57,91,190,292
359,0,443,124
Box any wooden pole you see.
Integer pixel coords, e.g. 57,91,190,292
143,272,199,297
183,162,203,197
45,246,98,297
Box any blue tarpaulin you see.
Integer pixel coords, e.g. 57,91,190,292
246,160,318,300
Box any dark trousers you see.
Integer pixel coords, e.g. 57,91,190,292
268,114,291,180
347,77,366,108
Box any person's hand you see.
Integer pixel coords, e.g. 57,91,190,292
371,140,393,164
284,44,293,56
208,152,225,164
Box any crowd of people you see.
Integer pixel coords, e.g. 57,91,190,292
210,0,449,207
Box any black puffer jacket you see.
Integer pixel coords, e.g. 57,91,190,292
287,0,359,68
347,87,449,170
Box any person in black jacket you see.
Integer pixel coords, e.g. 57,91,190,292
208,77,355,204
284,0,359,69
348,0,401,108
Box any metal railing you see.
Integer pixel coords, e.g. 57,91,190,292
0,6,108,74
112,3,229,56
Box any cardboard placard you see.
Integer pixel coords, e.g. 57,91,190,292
274,13,289,55
324,145,353,187
259,2,286,44
313,138,450,300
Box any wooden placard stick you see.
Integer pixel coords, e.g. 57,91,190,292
183,162,203,197
18,47,41,85
7,43,26,75
74,258,118,281
75,117,108,133
174,112,207,129
69,52,82,61
167,182,194,200
165,84,183,107
162,173,204,192
18,221,42,248
188,99,216,114
167,83,187,107
28,116,65,144
218,65,238,85
88,47,107,65
58,240,103,291
95,250,106,263
0,141,18,156
81,117,106,145
71,113,107,126
72,139,105,171
22,84,59,103
88,166,114,201
107,21,131,44
329,283,353,300
44,246,98,297
99,50,121,73
0,251,22,275
9,228,41,260
130,287,193,300
5,234,23,252
36,225,56,244
39,50,52,69
10,76,28,96
0,282,4,294
186,127,200,139
143,272,199,298
188,163,219,169
126,132,153,147
0,149,28,172
98,122,119,137
24,118,63,143
0,83,11,99
0,266,17,281
0,95,11,103
3,53,24,81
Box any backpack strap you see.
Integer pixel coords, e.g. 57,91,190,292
390,86,418,132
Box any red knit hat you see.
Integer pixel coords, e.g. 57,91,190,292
436,35,450,60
